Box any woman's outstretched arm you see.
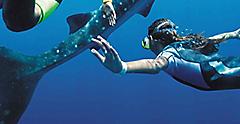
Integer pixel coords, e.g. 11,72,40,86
124,58,168,74
91,35,168,74
208,28,240,44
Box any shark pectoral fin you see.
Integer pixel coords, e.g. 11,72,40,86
67,13,92,34
138,0,155,17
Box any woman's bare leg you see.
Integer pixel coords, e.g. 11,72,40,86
2,0,41,32
2,0,62,32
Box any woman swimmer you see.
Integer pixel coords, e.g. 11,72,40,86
91,18,240,91
0,0,116,32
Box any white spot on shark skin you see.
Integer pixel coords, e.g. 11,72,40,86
95,20,99,23
119,2,123,5
103,14,106,18
102,27,106,30
124,8,128,11
3,110,10,116
75,44,78,48
56,50,60,53
44,51,48,55
85,23,90,28
64,54,67,57
54,60,57,62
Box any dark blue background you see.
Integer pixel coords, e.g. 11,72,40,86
1,0,240,123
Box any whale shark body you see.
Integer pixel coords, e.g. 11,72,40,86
0,0,155,123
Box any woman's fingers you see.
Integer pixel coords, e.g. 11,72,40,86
112,8,117,20
101,40,112,56
109,16,115,26
111,13,116,25
97,35,106,42
93,36,113,60
102,3,113,26
109,18,113,26
109,3,116,19
98,37,115,57
96,35,117,59
110,17,114,26
106,2,116,26
92,37,102,45
91,49,105,63
109,13,116,26
92,38,108,54
110,47,120,60
97,35,112,47
97,36,111,51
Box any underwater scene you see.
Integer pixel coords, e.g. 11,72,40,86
0,0,240,124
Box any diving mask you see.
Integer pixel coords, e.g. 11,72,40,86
142,19,177,49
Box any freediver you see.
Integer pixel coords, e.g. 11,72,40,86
0,0,116,32
91,18,240,90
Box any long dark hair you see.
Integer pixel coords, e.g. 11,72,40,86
179,33,219,55
148,18,219,55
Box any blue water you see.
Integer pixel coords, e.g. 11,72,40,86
1,0,240,124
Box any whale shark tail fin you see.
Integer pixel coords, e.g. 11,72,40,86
0,47,46,124
67,13,92,34
138,0,155,17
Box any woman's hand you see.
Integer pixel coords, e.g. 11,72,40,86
91,35,124,73
102,1,117,26
234,28,240,39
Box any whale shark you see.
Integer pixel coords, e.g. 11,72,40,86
0,0,155,123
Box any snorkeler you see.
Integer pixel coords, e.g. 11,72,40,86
0,0,116,32
91,18,240,91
